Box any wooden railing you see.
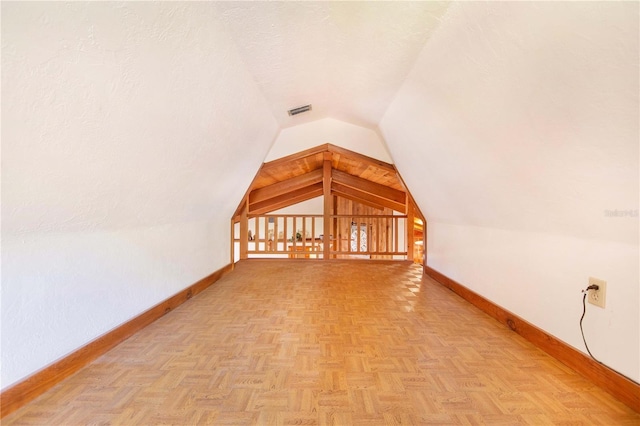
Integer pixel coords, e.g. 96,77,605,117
236,215,324,258
330,214,407,257
233,214,407,260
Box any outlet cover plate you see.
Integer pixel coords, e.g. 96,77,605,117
588,277,606,308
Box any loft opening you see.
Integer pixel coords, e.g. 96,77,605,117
231,144,425,263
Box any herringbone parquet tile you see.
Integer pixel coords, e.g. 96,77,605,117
4,260,639,425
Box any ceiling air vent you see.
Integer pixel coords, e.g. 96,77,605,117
287,104,312,116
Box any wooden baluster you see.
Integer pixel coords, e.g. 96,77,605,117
302,216,306,252
311,217,316,254
283,216,287,253
394,217,399,254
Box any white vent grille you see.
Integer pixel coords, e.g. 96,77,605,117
287,104,312,116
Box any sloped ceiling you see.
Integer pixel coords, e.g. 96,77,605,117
215,1,451,129
217,1,637,246
4,1,636,242
2,2,280,235
380,1,638,244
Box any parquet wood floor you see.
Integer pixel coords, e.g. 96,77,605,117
4,260,639,425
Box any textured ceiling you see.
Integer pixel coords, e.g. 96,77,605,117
216,1,451,129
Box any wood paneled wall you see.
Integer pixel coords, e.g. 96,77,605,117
334,196,395,259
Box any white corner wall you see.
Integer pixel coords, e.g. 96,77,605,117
1,2,278,389
381,2,639,381
265,118,392,163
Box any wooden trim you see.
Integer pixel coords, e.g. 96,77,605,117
423,265,640,413
0,263,234,418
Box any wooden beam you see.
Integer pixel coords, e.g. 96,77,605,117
332,169,405,203
249,169,323,206
231,144,326,220
323,153,332,260
249,183,324,216
332,182,405,212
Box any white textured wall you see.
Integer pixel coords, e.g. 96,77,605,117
427,224,639,380
1,2,278,388
381,2,639,380
265,118,392,162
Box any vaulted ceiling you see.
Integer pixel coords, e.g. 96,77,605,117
215,1,451,129
4,1,636,242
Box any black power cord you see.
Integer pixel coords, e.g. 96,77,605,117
578,286,640,384
579,284,601,363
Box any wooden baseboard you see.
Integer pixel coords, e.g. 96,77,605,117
0,263,233,418
423,265,640,413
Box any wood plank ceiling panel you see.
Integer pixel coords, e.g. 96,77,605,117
250,169,324,206
249,183,324,216
235,144,409,219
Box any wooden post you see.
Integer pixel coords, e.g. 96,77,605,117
407,195,415,262
332,195,338,253
423,216,427,266
394,217,399,253
239,199,248,260
255,215,260,253
302,217,306,250
230,219,235,268
282,217,287,252
323,152,332,260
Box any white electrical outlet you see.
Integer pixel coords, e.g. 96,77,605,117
587,277,606,308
